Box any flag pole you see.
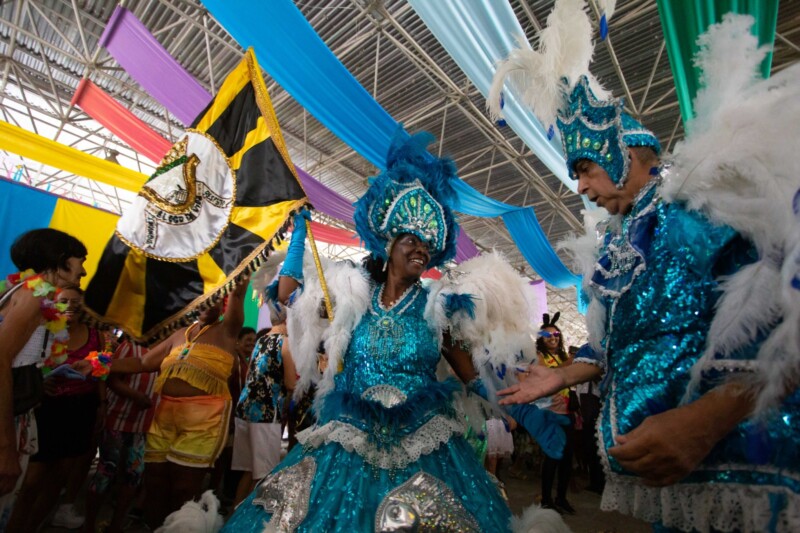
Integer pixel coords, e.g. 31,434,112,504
304,218,334,323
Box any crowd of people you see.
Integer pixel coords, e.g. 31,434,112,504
1,3,798,533
0,227,585,533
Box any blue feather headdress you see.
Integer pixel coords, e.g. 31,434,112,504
488,0,660,186
354,129,459,269
559,77,660,185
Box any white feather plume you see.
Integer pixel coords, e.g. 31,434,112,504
597,0,616,21
155,491,223,533
488,0,608,128
705,261,782,358
427,251,539,372
511,503,571,533
286,255,370,399
756,191,800,412
558,209,608,352
665,14,800,413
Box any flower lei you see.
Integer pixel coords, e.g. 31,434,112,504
84,348,112,380
1,269,69,375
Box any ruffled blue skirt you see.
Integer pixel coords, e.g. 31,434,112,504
222,435,512,532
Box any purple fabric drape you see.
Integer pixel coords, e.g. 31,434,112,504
99,7,212,126
296,166,356,223
529,279,548,325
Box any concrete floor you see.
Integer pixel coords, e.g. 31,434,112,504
41,468,650,532
40,442,650,533
501,467,650,533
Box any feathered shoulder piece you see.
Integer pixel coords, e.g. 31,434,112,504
284,251,370,398
665,14,800,413
425,251,540,372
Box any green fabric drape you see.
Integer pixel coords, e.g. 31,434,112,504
243,281,260,330
656,0,779,125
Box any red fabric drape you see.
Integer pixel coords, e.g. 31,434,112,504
71,79,173,164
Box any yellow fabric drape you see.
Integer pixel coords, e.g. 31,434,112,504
0,121,147,192
48,199,120,288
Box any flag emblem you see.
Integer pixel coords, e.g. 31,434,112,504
85,49,307,343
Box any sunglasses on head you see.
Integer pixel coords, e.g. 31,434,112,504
538,330,561,338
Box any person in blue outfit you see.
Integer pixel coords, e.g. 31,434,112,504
491,3,800,532
220,131,570,533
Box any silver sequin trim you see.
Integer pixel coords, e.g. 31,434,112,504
362,384,408,408
254,456,316,532
375,472,480,532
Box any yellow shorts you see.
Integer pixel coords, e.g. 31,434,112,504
145,395,231,468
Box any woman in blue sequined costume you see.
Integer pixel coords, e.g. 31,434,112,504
221,132,569,532
492,6,800,532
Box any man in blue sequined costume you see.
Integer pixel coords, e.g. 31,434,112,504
220,131,570,532
493,5,800,532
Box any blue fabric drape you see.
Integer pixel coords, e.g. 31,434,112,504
202,0,400,168
202,0,580,291
407,0,576,193
0,179,58,276
454,180,580,287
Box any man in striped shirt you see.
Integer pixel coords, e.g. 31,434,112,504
83,340,157,533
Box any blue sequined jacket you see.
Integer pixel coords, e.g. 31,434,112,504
577,179,800,532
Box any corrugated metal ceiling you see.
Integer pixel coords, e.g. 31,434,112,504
1,0,798,341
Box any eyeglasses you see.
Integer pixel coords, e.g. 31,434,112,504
538,330,561,338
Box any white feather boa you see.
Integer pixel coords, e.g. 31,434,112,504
661,14,800,412
286,252,541,400
558,208,609,353
286,252,370,399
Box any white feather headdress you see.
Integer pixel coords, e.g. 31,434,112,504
488,0,610,128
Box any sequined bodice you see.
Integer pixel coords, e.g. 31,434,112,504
335,283,439,399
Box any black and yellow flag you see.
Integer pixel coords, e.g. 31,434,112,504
85,49,307,343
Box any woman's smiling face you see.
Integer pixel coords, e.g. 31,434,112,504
389,233,431,280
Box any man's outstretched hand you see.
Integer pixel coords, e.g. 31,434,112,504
497,364,565,405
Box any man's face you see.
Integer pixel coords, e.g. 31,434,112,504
238,332,256,358
574,159,631,215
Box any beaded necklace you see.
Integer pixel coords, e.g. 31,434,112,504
0,269,69,375
179,320,217,359
369,282,421,340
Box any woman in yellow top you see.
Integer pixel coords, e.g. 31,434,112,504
535,312,575,515
108,277,247,528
